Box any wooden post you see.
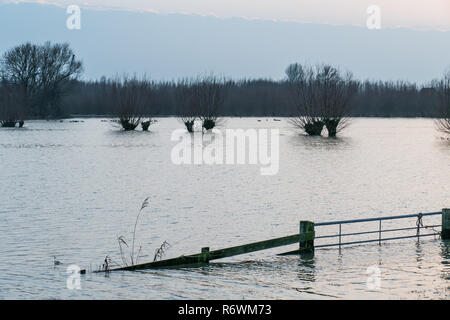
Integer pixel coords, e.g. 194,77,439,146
442,209,450,239
299,221,315,253
201,247,210,264
378,220,382,245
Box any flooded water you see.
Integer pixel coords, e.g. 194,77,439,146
0,117,449,299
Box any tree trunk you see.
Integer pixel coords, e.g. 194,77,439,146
184,120,194,132
202,119,216,130
304,121,324,136
0,120,17,127
141,120,151,131
324,119,340,137
120,118,139,131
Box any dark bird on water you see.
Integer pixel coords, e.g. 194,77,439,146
53,256,62,265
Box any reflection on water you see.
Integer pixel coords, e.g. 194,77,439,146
297,254,316,283
288,133,353,151
441,241,450,282
441,241,450,260
0,117,449,299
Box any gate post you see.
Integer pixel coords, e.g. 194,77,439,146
201,247,210,263
442,209,450,239
299,221,315,253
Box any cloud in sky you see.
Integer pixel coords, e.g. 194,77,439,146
2,0,450,31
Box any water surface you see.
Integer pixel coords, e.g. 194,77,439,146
0,118,449,299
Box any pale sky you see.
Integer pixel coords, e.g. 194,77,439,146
3,0,450,31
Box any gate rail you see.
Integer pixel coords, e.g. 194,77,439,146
280,211,443,255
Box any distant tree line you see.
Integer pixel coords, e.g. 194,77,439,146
60,70,447,135
434,71,450,135
1,42,449,137
62,76,443,119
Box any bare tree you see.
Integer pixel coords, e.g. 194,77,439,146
0,78,27,127
37,42,83,117
0,43,39,123
435,70,450,136
192,75,225,131
316,66,358,137
286,63,357,137
111,76,153,131
0,42,83,118
175,79,197,132
286,63,324,135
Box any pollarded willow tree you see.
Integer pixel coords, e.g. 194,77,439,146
174,75,226,132
111,76,153,131
318,66,359,137
286,63,358,137
435,70,450,136
175,79,197,132
193,75,226,131
286,63,324,135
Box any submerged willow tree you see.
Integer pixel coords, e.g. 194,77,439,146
110,76,153,131
175,79,197,132
174,75,226,132
194,75,226,131
286,63,358,137
435,70,450,136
